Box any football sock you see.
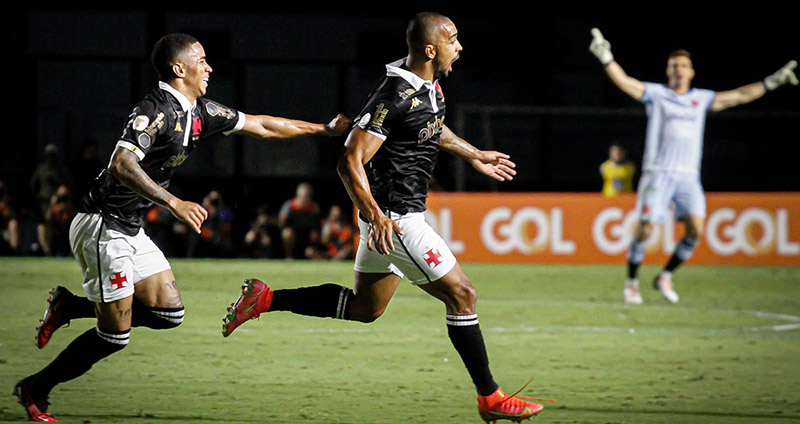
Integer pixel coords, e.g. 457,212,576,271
25,326,129,399
63,293,95,320
627,238,646,279
446,314,499,397
271,284,354,320
131,298,184,329
664,237,698,272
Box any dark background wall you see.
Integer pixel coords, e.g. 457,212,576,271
3,5,799,216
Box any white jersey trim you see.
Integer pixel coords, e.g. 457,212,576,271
116,140,145,160
224,111,246,136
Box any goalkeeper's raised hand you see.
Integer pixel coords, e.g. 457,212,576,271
590,28,614,66
763,60,798,91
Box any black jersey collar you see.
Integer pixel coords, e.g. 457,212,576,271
158,81,196,113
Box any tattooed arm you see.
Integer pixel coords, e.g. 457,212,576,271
108,147,207,233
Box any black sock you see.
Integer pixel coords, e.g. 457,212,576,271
131,298,185,329
63,292,95,320
447,314,498,396
26,326,129,399
663,255,683,273
271,284,354,319
627,261,640,280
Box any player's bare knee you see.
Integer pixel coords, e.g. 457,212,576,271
450,277,477,314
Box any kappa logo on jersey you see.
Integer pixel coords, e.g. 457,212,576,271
410,97,422,111
423,248,444,268
109,271,127,290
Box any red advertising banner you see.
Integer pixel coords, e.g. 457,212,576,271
423,192,800,266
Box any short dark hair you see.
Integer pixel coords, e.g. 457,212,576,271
668,49,692,61
151,33,199,81
406,12,449,52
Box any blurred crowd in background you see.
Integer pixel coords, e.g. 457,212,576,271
0,142,355,261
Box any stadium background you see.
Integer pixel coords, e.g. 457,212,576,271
2,5,799,258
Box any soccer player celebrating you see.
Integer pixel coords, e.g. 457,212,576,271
14,33,350,422
589,28,797,304
222,12,552,422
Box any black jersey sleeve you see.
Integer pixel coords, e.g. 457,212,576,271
198,99,243,138
119,100,167,160
354,86,401,140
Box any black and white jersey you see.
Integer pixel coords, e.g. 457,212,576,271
80,81,244,236
354,58,446,215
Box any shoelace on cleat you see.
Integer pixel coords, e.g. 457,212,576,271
500,377,556,407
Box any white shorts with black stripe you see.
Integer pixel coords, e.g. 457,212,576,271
69,212,171,303
354,211,457,285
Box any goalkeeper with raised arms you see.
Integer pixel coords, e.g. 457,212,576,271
589,28,797,305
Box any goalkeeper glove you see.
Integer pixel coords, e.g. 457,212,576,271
763,60,798,91
590,28,614,66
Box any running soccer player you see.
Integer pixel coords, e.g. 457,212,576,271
589,28,797,304
222,12,552,423
14,33,350,422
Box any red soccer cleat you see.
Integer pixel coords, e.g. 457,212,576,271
13,380,58,422
477,387,553,423
221,279,273,337
36,286,74,349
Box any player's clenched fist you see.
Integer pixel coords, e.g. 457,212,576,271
589,28,614,66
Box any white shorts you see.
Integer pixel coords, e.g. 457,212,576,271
354,211,457,285
636,171,706,223
69,213,171,303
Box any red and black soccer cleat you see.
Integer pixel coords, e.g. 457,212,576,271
13,380,58,422
221,279,273,337
36,286,74,349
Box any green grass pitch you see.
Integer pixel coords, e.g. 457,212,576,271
1,257,798,423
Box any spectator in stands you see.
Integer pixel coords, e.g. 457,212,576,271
69,139,105,201
188,190,235,257
243,205,275,258
0,179,20,255
599,143,635,197
30,144,72,255
320,204,354,260
42,184,77,257
278,182,321,259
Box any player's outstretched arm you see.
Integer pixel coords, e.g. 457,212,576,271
589,28,645,100
237,113,352,140
440,125,516,182
336,127,403,255
711,60,797,111
109,148,207,233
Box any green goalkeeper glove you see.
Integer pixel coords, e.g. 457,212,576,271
590,28,614,66
763,60,798,91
